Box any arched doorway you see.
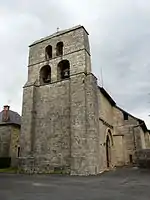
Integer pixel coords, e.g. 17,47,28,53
106,130,113,168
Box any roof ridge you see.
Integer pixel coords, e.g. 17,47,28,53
29,25,88,47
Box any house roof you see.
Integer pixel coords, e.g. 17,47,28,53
98,87,149,133
116,106,148,133
0,109,21,126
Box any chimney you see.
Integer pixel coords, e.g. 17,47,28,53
2,105,10,122
3,105,10,111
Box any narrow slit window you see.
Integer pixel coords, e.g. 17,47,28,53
123,112,128,120
129,154,133,163
18,146,20,157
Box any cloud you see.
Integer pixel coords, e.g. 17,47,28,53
0,0,150,127
0,0,73,113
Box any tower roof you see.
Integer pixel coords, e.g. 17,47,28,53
0,105,21,126
29,25,89,47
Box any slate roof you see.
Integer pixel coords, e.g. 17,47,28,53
99,87,149,133
0,110,21,126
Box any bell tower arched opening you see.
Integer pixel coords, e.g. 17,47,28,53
45,45,52,60
56,42,63,56
57,60,70,81
40,65,51,85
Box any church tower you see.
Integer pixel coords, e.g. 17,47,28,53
19,25,99,175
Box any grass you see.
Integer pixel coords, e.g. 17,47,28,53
0,167,70,175
0,167,18,173
52,170,68,174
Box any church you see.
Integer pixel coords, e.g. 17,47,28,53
18,25,150,175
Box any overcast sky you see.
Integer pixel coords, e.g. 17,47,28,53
0,0,150,127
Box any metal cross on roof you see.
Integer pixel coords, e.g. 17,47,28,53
57,27,59,32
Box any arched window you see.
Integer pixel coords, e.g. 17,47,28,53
45,45,52,60
105,129,113,168
40,65,51,85
56,42,63,56
106,135,111,168
57,60,70,80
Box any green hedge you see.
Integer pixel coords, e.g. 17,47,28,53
0,157,11,169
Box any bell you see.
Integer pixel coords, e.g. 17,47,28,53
64,71,68,76
63,69,69,78
43,74,51,83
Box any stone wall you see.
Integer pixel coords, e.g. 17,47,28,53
10,126,20,167
0,125,20,167
113,107,126,166
113,107,145,165
135,149,150,168
144,132,150,148
70,73,88,175
20,73,101,175
83,74,99,174
0,125,11,157
20,85,36,157
34,78,71,170
97,88,115,172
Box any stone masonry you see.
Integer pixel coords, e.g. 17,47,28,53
19,25,150,175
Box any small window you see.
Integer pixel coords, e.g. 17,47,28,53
123,112,128,120
18,147,20,157
45,45,52,60
57,60,70,80
56,42,63,56
129,154,133,163
40,65,51,85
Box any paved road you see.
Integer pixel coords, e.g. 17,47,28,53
0,167,150,200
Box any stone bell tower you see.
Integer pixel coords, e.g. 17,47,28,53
19,25,99,175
